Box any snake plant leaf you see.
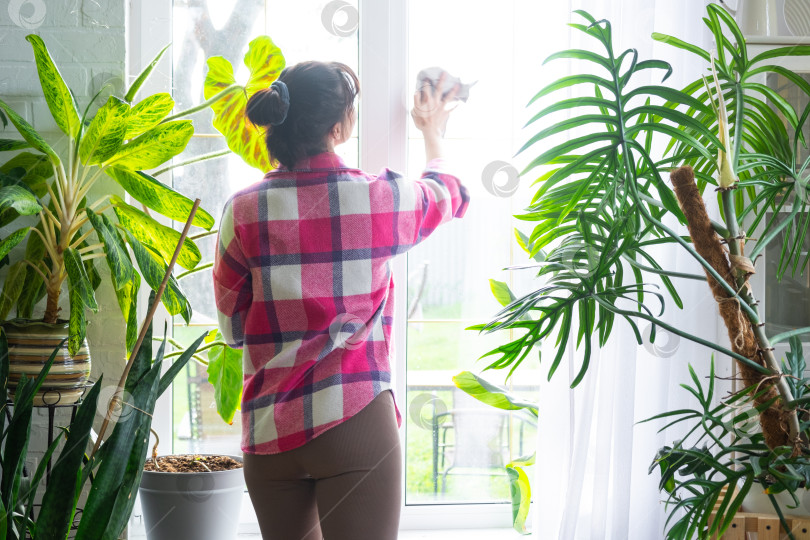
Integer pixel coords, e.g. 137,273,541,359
107,167,214,229
124,43,170,102
158,330,209,398
0,261,26,320
36,380,101,539
0,152,52,197
0,140,30,151
64,247,98,312
104,120,193,170
23,419,64,529
85,208,135,290
1,339,60,536
204,35,286,172
111,195,201,270
0,99,60,165
206,331,243,424
124,93,174,139
75,346,162,540
79,96,130,165
25,35,81,139
123,230,191,323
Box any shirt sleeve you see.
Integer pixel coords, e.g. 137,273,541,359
372,158,470,252
213,199,252,349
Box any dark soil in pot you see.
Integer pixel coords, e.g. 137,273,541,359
144,454,242,473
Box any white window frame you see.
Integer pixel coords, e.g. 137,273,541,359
127,0,518,533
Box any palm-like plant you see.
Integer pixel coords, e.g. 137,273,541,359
459,6,810,537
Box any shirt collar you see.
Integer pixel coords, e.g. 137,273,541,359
284,152,348,172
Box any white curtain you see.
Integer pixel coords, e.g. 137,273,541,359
529,2,731,539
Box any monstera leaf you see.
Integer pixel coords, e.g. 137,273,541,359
204,36,285,172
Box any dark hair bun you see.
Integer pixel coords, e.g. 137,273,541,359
246,86,289,127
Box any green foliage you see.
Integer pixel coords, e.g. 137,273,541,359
204,35,286,171
205,329,244,424
0,33,223,355
470,5,810,537
0,320,206,539
454,371,537,533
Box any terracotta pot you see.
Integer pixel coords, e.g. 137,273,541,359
138,454,244,540
2,319,90,405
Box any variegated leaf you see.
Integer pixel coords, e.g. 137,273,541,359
125,44,170,102
0,185,42,216
85,208,135,290
0,227,30,261
64,247,98,311
124,230,191,323
79,96,130,165
204,36,285,172
0,152,52,197
111,195,201,270
107,167,214,230
67,275,87,357
104,120,193,170
26,35,81,139
0,139,30,151
0,99,60,165
125,93,174,139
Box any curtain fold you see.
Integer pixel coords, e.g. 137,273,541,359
530,2,723,538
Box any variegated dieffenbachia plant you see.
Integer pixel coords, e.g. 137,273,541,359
0,34,286,425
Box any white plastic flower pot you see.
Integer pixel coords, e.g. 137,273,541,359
743,485,810,517
138,454,244,540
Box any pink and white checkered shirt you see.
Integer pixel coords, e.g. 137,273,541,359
213,152,469,454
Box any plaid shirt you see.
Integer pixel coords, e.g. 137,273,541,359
213,152,469,454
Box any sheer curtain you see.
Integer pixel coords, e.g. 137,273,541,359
528,2,727,539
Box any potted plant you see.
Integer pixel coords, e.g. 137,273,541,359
132,35,287,540
0,277,208,540
454,6,810,538
0,33,239,405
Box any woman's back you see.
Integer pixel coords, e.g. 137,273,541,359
216,151,468,453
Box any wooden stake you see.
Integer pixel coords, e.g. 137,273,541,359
89,199,201,461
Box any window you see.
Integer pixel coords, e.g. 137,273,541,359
132,0,548,530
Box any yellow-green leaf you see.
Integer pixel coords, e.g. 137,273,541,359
206,330,243,424
125,44,170,102
0,99,60,165
105,120,193,170
26,35,81,139
123,230,191,323
204,36,285,172
0,152,52,197
107,167,214,230
125,93,174,139
64,247,98,311
79,96,130,165
111,195,201,270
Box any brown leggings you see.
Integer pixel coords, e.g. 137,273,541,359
243,391,402,540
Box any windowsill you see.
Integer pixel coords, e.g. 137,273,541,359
128,529,519,539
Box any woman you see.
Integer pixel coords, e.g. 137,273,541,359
213,61,469,540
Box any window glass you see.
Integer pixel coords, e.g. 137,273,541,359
404,0,542,504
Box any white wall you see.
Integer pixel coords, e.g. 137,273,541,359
0,0,127,534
